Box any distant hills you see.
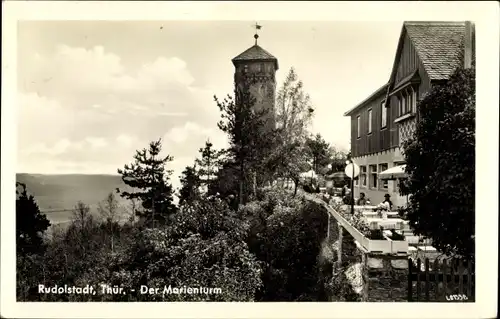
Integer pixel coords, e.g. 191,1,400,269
16,173,136,225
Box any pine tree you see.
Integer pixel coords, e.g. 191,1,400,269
216,77,275,205
16,182,51,255
118,139,177,227
195,139,223,190
178,165,201,205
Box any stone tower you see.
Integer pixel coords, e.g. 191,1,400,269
232,32,279,130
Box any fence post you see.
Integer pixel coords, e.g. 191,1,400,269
416,258,421,301
408,258,413,302
458,259,464,295
433,259,440,301
467,260,472,300
442,259,448,297
425,258,430,301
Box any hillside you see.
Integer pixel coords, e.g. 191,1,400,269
16,173,136,225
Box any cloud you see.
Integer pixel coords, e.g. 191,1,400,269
163,121,228,155
116,134,138,148
85,137,108,149
17,43,233,202
20,45,212,120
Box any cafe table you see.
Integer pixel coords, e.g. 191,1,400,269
353,205,378,211
361,211,378,217
365,217,405,230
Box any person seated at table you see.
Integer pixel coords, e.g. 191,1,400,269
356,192,367,205
381,193,393,210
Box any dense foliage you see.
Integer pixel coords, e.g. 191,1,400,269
305,133,332,174
16,65,356,302
107,198,263,301
118,139,177,226
178,165,201,205
400,67,475,259
16,184,344,302
195,140,223,189
266,68,314,193
216,76,276,204
16,182,51,255
242,188,330,300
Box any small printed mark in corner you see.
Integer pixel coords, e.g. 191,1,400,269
446,294,468,301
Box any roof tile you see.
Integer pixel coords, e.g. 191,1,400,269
232,45,278,62
404,22,466,80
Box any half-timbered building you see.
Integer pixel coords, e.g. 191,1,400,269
344,21,475,207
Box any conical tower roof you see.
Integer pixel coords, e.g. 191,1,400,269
232,44,279,70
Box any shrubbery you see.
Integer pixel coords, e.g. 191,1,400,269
17,185,348,301
242,187,330,301
400,67,475,259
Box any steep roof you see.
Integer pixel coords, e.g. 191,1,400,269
382,21,469,103
232,45,279,69
404,21,466,80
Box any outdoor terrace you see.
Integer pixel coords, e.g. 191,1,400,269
305,193,433,255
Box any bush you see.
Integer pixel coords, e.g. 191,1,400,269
243,188,329,301
109,199,263,301
400,67,475,259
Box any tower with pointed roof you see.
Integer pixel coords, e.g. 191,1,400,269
232,29,279,130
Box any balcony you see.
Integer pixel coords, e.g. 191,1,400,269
305,193,430,255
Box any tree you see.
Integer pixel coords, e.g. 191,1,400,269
195,139,223,190
400,67,475,259
305,133,332,174
118,139,177,227
210,158,240,200
216,77,274,205
16,182,51,255
274,67,314,146
266,68,314,189
178,165,201,205
328,147,349,173
70,201,96,259
127,198,140,224
266,141,309,196
97,192,121,253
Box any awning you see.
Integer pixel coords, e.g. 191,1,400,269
379,164,407,180
326,171,348,180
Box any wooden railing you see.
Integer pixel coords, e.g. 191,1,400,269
408,258,475,302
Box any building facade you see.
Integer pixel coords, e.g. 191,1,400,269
232,33,279,130
344,21,475,207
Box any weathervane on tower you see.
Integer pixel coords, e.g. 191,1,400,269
253,22,262,45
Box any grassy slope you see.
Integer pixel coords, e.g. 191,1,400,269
16,173,136,225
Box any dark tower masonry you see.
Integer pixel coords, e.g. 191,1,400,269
232,32,279,131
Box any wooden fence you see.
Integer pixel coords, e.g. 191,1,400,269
408,258,475,302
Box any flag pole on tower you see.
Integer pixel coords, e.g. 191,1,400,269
253,22,262,45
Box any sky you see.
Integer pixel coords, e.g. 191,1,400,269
17,20,403,191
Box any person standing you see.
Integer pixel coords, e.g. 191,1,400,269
341,184,349,197
381,193,393,210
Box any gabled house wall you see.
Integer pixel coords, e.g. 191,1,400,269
343,21,474,208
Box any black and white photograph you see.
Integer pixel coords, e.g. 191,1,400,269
1,1,498,318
